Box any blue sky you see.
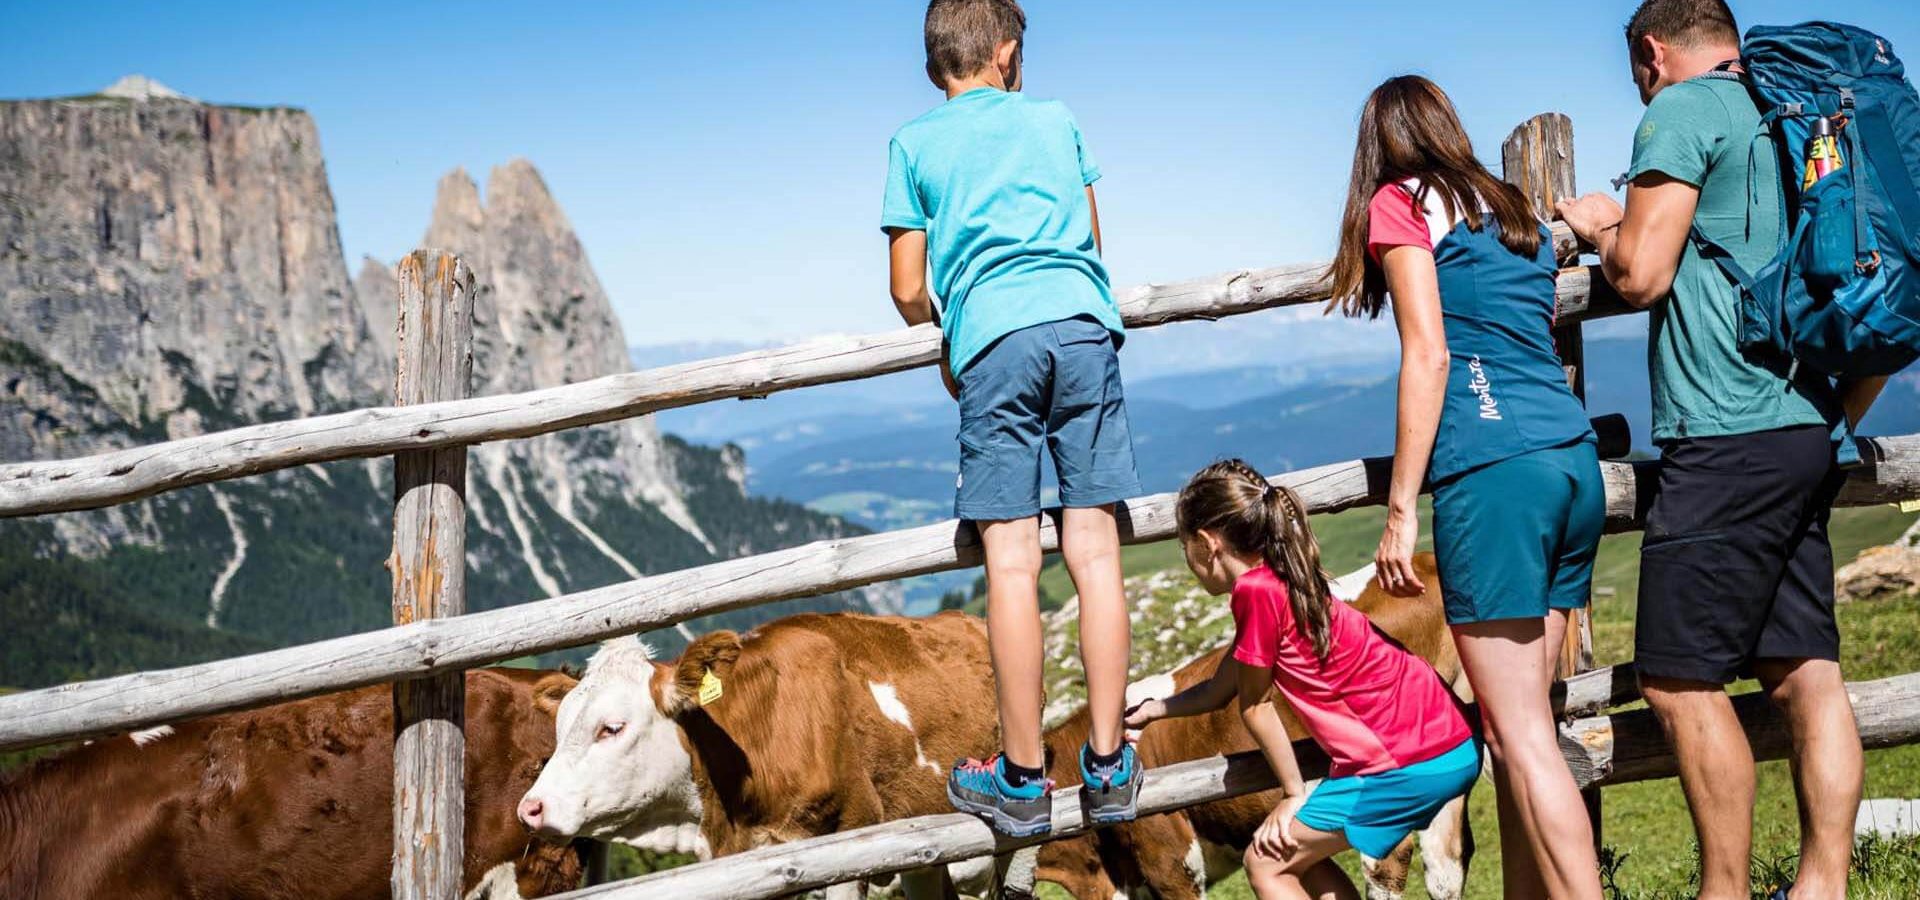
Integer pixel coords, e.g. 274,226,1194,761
5,1,1917,347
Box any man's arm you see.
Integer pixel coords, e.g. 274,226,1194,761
1559,175,1701,309
886,227,935,326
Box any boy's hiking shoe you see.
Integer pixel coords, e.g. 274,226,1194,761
946,754,1052,837
1080,743,1140,825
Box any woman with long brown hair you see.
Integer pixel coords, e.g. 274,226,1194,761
1328,75,1604,900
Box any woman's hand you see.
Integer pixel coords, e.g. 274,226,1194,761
1375,507,1426,597
1254,794,1306,859
1123,698,1166,730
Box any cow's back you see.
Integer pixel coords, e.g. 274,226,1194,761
2,668,581,900
681,611,996,851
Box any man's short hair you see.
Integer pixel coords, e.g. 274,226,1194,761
1626,0,1741,50
924,0,1026,88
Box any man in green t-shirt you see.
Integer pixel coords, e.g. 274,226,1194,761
1559,2,1885,899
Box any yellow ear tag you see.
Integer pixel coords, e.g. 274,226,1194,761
697,668,724,707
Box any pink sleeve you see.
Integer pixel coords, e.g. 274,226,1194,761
1229,580,1282,669
1367,184,1432,264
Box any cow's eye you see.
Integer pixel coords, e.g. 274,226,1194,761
596,721,626,741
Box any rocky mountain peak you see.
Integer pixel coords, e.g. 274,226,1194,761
98,75,195,103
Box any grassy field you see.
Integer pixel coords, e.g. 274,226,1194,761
1034,504,1920,900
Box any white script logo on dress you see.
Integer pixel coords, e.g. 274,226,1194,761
1467,356,1502,421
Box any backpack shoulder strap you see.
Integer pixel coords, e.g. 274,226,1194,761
1688,225,1760,291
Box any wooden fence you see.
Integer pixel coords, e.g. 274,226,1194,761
4,112,1919,900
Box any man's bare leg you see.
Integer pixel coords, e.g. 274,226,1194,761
1755,658,1861,900
1641,676,1755,900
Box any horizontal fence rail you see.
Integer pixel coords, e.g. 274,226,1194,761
0,230,1622,518
0,429,1913,752
549,671,1920,900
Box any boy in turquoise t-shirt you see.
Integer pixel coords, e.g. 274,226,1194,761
881,0,1142,836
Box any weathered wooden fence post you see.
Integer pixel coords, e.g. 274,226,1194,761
390,250,477,899
1502,112,1604,849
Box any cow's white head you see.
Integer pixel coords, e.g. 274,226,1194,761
517,634,732,846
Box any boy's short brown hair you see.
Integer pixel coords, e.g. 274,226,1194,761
924,0,1026,89
1625,0,1740,50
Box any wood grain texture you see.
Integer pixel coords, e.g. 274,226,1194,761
387,250,474,900
550,672,1920,900
0,429,1913,753
0,254,1623,518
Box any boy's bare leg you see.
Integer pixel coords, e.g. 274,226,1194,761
1061,504,1128,756
1641,677,1755,900
980,516,1046,770
1754,658,1862,900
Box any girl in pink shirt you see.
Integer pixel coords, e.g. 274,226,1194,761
1127,459,1478,900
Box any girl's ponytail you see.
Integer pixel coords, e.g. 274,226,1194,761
1260,483,1334,661
1176,459,1337,662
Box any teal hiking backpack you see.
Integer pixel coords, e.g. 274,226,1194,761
1690,21,1920,449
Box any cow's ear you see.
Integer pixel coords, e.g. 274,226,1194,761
531,671,577,718
663,631,743,717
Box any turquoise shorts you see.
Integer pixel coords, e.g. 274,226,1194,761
1295,738,1481,859
1431,440,1604,624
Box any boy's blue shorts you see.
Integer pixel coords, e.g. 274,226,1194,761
1295,737,1481,859
1431,440,1604,624
954,316,1141,521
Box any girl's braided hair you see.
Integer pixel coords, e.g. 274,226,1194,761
1176,459,1336,661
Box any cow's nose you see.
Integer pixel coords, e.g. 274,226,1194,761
518,796,546,831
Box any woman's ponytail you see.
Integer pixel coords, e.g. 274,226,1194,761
1176,459,1337,662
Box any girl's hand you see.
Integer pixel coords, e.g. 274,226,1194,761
1254,794,1306,859
1374,508,1426,597
1123,698,1166,730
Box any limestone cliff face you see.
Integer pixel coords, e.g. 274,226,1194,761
0,82,880,682
0,93,384,457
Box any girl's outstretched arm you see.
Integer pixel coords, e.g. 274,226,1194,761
1377,244,1447,597
1125,656,1241,727
1237,660,1309,857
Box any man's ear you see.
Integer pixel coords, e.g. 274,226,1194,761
531,671,578,719
662,631,743,718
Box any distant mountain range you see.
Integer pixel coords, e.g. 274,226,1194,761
637,334,1920,541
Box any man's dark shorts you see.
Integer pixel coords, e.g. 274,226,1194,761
954,316,1141,521
1636,424,1845,684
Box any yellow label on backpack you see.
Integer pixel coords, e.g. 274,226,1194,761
697,668,724,707
1898,499,1920,514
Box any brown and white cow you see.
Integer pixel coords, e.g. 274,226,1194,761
517,611,1000,899
1034,554,1475,900
0,667,585,900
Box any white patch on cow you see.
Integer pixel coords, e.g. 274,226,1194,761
1328,561,1378,605
1361,854,1399,900
1419,794,1469,900
1184,838,1208,896
462,862,524,900
520,636,706,844
868,681,941,776
1124,672,1178,741
129,725,174,747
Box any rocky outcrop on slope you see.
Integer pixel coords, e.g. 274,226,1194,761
1837,516,1920,604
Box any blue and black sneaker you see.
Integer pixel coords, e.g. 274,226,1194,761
1079,743,1140,825
946,754,1052,837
